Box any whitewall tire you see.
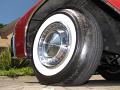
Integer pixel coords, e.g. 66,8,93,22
32,9,103,85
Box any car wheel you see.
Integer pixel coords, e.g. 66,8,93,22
32,8,103,85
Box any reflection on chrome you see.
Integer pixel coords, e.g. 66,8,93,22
37,22,70,68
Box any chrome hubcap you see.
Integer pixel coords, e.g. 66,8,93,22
38,22,70,68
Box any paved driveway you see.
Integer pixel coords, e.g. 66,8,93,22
0,75,120,90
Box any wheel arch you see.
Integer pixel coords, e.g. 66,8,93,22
26,0,120,59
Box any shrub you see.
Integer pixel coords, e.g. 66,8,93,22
0,48,34,76
0,48,31,70
0,23,4,28
0,48,11,70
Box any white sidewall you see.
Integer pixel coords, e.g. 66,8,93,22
33,14,76,76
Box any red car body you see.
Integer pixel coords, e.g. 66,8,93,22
12,0,120,59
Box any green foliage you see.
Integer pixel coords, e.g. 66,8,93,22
0,48,31,70
0,48,11,70
0,67,34,76
0,23,4,28
11,58,30,69
0,48,34,76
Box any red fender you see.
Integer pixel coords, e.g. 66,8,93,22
15,0,45,58
107,0,120,12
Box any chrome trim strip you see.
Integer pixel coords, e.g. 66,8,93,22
11,33,17,59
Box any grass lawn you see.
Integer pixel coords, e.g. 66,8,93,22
0,67,34,77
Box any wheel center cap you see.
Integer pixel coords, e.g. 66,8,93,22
38,22,70,68
44,32,61,58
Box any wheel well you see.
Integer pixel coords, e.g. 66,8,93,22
26,0,120,58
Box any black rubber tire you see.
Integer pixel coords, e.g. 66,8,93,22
32,8,103,85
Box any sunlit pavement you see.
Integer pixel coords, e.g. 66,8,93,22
0,75,120,90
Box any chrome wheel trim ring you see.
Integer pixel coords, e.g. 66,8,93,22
38,22,70,68
33,12,76,76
